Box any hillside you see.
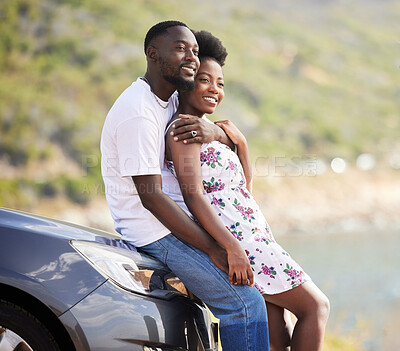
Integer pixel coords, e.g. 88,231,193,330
0,0,399,210
1,3,398,349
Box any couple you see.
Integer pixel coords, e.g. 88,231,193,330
101,20,329,351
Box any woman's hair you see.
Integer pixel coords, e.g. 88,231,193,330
194,30,228,66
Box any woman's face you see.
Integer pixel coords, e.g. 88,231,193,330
184,58,224,115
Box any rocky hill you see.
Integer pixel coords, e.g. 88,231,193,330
0,0,399,224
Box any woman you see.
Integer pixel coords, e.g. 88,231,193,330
165,31,330,351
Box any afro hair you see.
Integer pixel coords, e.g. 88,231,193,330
194,30,228,66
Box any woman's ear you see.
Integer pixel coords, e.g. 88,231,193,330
146,46,157,62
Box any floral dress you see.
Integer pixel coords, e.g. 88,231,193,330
166,136,310,294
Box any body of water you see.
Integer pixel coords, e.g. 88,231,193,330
278,229,400,351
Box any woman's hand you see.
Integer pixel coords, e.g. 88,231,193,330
214,120,246,147
226,243,254,286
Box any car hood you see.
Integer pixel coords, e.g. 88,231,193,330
0,207,121,242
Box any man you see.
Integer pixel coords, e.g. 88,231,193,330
101,20,269,350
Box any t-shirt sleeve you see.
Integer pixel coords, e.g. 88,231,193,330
115,116,161,177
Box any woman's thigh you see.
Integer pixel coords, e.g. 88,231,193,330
263,281,329,318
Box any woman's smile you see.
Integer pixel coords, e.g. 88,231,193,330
181,58,225,116
203,95,218,104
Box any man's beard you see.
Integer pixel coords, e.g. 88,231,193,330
159,57,195,91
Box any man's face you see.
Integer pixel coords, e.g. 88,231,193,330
155,26,200,90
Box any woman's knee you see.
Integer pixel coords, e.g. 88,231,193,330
301,288,330,324
316,292,330,323
268,282,329,322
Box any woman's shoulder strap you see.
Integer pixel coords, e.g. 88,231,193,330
165,117,181,136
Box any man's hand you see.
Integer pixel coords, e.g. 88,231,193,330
207,243,229,274
170,114,221,144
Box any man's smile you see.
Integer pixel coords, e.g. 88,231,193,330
181,64,197,75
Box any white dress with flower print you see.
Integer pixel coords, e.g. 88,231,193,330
166,138,310,294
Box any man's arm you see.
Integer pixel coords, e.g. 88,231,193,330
169,114,235,149
132,174,228,274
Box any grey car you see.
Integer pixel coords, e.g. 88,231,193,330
0,208,218,351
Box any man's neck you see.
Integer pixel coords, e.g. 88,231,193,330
143,72,175,102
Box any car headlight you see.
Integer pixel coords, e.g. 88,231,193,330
70,240,188,299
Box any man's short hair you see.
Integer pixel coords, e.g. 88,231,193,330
194,30,228,66
144,20,188,54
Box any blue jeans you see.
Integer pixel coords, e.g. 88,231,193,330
137,234,269,351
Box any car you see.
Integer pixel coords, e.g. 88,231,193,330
0,208,218,351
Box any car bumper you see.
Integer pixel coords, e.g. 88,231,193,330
61,280,218,351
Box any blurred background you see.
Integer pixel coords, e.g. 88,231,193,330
0,0,399,349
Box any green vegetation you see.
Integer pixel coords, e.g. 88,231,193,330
0,2,394,348
0,0,399,206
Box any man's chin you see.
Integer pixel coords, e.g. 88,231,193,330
164,75,195,91
180,80,195,91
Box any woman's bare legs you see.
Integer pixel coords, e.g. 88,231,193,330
266,302,293,351
264,281,330,351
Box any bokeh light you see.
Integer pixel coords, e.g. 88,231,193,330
330,157,346,174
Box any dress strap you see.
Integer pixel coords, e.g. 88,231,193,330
165,117,181,136
165,115,210,136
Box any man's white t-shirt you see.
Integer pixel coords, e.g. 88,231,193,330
100,78,179,247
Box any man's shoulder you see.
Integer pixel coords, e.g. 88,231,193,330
117,79,149,106
106,79,153,120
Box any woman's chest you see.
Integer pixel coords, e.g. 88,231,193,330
200,141,245,188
